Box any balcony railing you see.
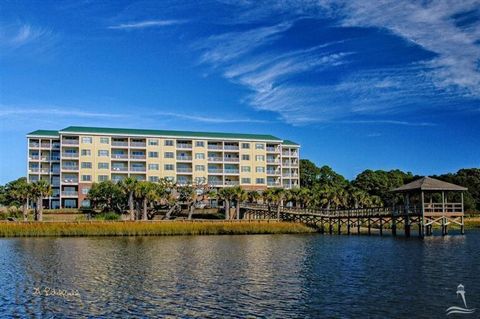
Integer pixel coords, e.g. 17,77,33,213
62,153,79,158
267,158,280,163
62,191,78,197
208,169,223,173
62,178,78,184
51,169,60,174
29,155,40,160
267,182,281,186
225,181,240,186
177,167,193,173
112,167,128,172
39,169,50,174
208,145,222,150
208,157,223,162
267,170,280,175
130,155,146,160
62,166,79,171
208,180,223,186
29,143,40,148
130,142,146,147
224,158,239,162
177,156,192,161
112,154,128,159
224,169,239,174
177,144,192,149
50,156,61,161
130,167,146,172
224,145,239,150
266,147,280,152
40,143,51,148
62,140,79,145
52,143,60,149
29,168,40,172
112,141,128,147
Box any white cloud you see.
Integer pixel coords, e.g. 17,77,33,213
108,19,186,30
0,24,56,51
155,112,269,124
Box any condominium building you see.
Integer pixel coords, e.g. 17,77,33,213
27,126,300,209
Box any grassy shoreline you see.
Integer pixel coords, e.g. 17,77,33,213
0,220,316,237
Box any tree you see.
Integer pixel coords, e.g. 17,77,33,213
299,159,321,188
31,180,52,221
232,186,247,219
177,185,196,220
88,181,125,213
8,178,32,221
134,181,157,220
218,187,236,219
247,190,260,204
118,177,138,221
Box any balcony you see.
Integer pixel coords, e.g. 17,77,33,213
282,152,290,156
208,168,223,174
62,153,79,158
29,167,39,173
29,155,40,160
225,181,240,186
112,141,128,147
224,145,239,151
208,145,222,150
52,143,60,149
208,157,223,162
62,140,79,145
62,191,78,197
39,168,50,174
40,143,51,148
267,170,280,175
130,167,146,172
50,156,61,161
29,142,40,148
130,142,146,147
177,167,193,173
62,166,79,171
177,144,192,149
267,158,280,163
223,157,239,162
112,166,128,172
62,178,79,184
176,156,192,161
51,169,60,174
208,180,223,186
224,169,239,174
112,154,128,159
267,181,281,186
130,154,146,160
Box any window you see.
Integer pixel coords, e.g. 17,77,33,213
164,140,174,146
196,141,205,147
148,139,159,146
100,137,109,144
165,176,175,182
81,199,91,208
195,177,206,184
98,175,108,182
148,151,158,158
164,164,174,171
241,143,250,149
241,166,251,172
242,155,250,161
255,143,265,150
256,166,265,173
241,178,251,184
81,137,92,144
81,175,91,182
195,153,205,160
195,165,205,171
149,176,159,182
98,150,109,156
81,188,90,195
256,178,265,184
164,152,174,159
98,163,109,169
256,155,265,161
148,164,159,170
81,149,91,156
81,162,92,169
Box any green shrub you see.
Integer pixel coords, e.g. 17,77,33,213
93,212,121,221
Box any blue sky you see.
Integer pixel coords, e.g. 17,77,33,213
1,0,479,184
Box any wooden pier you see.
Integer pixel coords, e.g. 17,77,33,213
240,177,467,238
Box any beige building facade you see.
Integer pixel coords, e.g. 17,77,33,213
27,126,300,208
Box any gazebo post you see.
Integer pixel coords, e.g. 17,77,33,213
461,192,465,235
420,191,425,238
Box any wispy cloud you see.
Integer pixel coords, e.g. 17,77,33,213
0,23,57,52
155,112,269,124
108,19,186,30
0,107,126,118
337,120,436,127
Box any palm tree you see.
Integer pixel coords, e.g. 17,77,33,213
232,186,247,219
298,188,312,209
177,185,196,220
31,180,51,221
10,179,32,221
348,186,370,209
119,177,138,220
134,181,156,220
218,187,235,220
272,188,286,220
247,190,260,204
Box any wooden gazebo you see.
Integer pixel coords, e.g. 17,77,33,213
392,176,467,236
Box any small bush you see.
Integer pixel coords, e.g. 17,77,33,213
93,212,120,221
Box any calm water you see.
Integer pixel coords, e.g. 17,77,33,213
0,231,479,318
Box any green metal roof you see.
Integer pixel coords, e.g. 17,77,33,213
283,139,300,146
59,126,283,141
27,130,60,137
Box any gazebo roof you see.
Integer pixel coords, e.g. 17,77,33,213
392,176,467,192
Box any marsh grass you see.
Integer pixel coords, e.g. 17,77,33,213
0,220,316,237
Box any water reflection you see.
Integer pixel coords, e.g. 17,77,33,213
0,232,479,318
